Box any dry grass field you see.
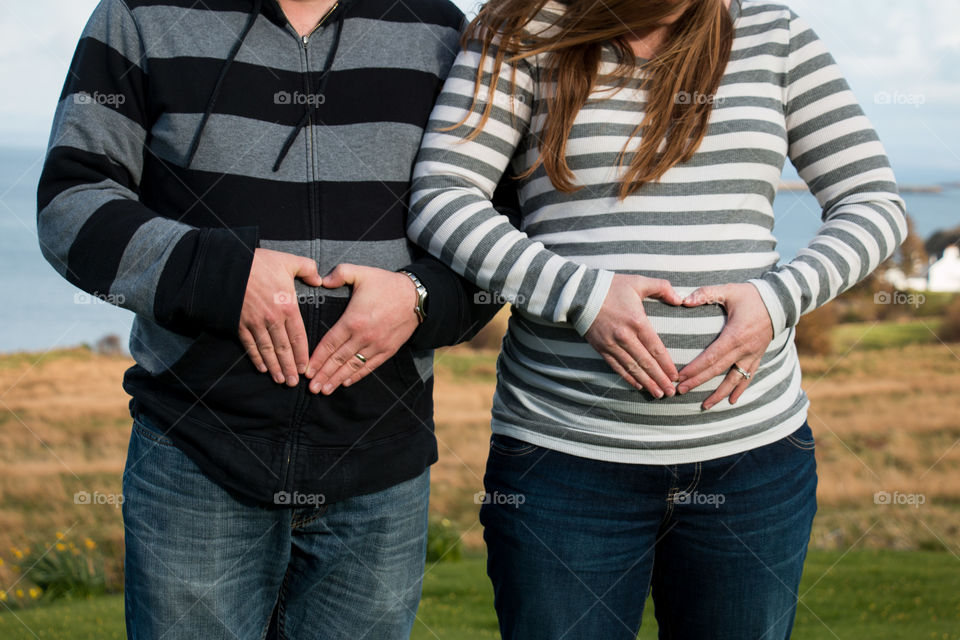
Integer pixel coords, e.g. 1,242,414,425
1,316,958,592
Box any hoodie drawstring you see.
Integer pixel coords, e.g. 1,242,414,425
185,0,263,168
272,6,347,172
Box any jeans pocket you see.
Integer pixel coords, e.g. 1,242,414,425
490,433,539,457
132,414,176,447
783,421,815,451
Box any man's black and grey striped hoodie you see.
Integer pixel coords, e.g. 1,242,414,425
37,0,505,504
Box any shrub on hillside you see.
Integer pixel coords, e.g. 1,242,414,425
426,517,462,563
937,296,960,342
794,303,838,356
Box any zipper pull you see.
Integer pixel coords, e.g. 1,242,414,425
302,34,310,46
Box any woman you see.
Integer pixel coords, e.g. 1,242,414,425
410,0,905,638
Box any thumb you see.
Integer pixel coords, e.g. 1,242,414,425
643,278,684,306
291,257,323,287
320,263,357,289
682,285,727,307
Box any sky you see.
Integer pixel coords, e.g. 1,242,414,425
1,0,958,183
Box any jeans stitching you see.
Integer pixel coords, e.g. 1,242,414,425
290,504,329,529
132,421,175,447
785,435,816,450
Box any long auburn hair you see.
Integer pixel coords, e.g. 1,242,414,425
453,0,734,199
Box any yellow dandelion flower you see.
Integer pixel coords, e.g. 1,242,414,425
0,591,7,601
28,588,40,599
15,589,24,598
55,543,67,552
55,532,65,541
0,557,4,566
84,538,96,550
11,548,22,559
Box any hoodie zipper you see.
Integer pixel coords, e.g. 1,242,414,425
281,2,341,494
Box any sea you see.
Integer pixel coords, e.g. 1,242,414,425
1,146,957,354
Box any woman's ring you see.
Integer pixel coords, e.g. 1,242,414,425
733,364,751,380
355,353,367,364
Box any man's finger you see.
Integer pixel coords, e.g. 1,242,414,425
286,314,310,375
310,341,368,394
306,321,351,381
320,263,359,290
325,350,388,394
292,257,323,287
253,327,283,383
239,326,267,373
266,318,299,386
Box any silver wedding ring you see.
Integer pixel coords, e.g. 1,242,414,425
355,353,367,364
733,364,751,380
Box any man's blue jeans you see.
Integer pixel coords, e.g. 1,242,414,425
480,422,818,640
122,413,430,640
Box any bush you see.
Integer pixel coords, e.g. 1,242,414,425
937,296,960,342
794,303,838,356
425,517,462,563
2,535,107,607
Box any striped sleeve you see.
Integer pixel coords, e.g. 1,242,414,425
748,11,907,339
36,0,258,335
408,40,615,336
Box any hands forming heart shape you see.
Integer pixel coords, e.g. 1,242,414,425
583,274,774,410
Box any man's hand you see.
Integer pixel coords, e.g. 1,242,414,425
238,248,323,386
584,275,684,398
305,264,420,395
676,283,774,410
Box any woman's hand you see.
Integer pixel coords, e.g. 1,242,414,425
584,275,684,398
305,264,420,395
677,283,773,410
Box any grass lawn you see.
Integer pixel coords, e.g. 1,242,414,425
2,550,957,640
832,319,942,352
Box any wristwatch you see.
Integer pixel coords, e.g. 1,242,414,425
398,270,428,324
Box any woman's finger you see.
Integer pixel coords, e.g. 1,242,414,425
600,348,663,397
702,367,744,410
619,330,675,396
729,357,761,405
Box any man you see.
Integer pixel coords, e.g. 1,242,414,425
37,0,509,637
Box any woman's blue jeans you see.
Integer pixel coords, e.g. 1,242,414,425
480,422,818,640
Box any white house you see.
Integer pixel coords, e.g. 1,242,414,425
884,245,960,292
927,245,960,292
